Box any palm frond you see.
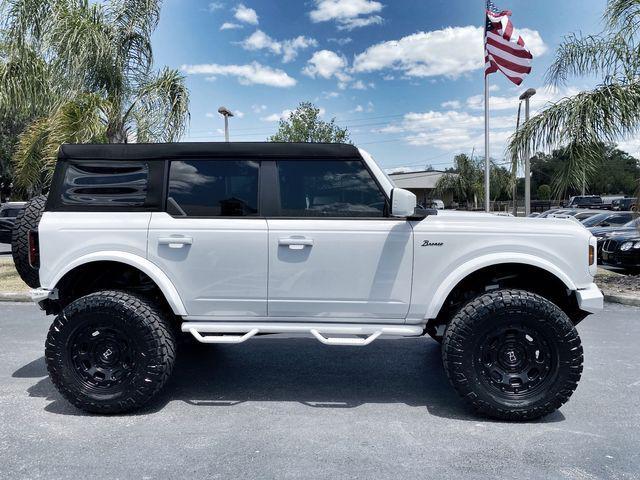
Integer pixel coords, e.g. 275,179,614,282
509,81,640,196
607,0,640,32
0,45,55,117
130,67,189,142
13,93,108,190
547,32,636,85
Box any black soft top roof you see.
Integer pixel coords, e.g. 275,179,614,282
58,142,361,161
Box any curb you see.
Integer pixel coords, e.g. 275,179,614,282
604,293,640,307
0,292,31,303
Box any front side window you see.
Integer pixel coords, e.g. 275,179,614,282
167,160,259,217
277,160,387,217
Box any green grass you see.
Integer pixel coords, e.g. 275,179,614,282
0,257,29,293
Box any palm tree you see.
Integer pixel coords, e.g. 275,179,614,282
0,0,189,193
437,154,513,210
508,0,640,198
436,154,484,209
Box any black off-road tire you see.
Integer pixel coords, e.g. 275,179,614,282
442,289,583,421
45,291,177,414
11,194,47,288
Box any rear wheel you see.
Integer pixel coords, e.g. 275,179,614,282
45,291,176,414
11,194,47,288
442,289,583,420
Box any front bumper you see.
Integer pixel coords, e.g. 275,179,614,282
576,283,604,314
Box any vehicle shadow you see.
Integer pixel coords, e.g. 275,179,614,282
14,337,565,423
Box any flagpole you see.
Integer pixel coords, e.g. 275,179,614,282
484,72,490,212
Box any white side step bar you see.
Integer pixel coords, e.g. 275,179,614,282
181,322,423,346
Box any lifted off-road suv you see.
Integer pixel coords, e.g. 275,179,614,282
14,143,603,419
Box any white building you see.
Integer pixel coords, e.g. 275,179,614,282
389,170,455,208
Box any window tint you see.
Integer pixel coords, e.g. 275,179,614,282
277,160,387,217
168,160,259,217
608,214,630,225
61,162,149,207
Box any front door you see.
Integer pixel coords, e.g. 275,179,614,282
147,159,267,317
267,159,413,321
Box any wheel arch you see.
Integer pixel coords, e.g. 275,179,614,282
425,254,583,329
50,252,187,316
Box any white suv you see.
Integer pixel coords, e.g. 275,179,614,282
15,142,603,419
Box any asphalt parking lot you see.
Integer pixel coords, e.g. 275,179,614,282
1,302,639,480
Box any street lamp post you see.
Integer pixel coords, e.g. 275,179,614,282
218,106,234,142
519,88,536,216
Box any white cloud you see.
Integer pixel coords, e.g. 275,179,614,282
328,37,353,45
441,100,461,109
261,109,294,122
182,62,297,88
302,50,351,82
234,3,258,25
262,107,326,122
378,109,516,153
310,0,383,30
206,110,244,118
353,26,546,78
220,22,242,30
617,137,640,156
352,105,364,113
465,86,580,114
252,104,267,113
208,2,224,12
240,30,317,63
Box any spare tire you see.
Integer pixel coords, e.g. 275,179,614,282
11,195,47,288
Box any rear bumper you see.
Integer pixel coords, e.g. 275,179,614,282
29,288,57,303
576,283,604,314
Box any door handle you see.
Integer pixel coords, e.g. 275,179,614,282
158,236,193,248
278,236,314,250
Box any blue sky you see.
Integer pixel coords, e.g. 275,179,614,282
151,0,610,172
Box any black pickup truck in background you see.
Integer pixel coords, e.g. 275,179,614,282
565,195,605,209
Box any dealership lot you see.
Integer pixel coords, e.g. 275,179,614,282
0,302,639,480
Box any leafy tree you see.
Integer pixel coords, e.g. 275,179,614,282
529,144,639,198
0,0,190,193
269,102,350,143
537,184,551,200
509,0,640,199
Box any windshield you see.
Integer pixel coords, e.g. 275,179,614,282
581,213,610,227
623,218,640,228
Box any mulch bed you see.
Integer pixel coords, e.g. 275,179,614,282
596,269,640,297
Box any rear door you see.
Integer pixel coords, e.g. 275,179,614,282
265,159,414,322
148,159,268,317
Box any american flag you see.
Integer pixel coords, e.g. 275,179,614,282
485,0,532,85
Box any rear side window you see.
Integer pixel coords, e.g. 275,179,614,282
60,162,149,207
167,160,259,217
277,160,387,217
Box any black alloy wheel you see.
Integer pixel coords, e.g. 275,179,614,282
442,289,583,420
476,323,554,399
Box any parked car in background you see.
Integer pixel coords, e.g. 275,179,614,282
573,210,608,222
0,202,26,244
612,197,638,212
600,230,640,270
538,208,575,218
581,211,636,228
565,196,604,209
589,217,640,259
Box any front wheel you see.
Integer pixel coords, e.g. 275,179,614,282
442,289,583,421
45,291,176,414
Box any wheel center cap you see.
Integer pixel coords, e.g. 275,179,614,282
97,343,120,365
499,344,526,369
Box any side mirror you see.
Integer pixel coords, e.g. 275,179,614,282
390,188,417,217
